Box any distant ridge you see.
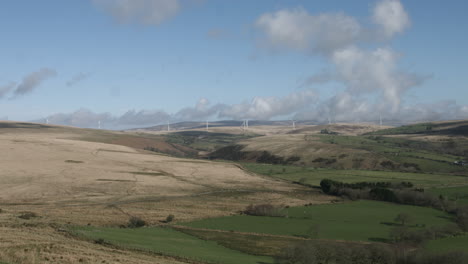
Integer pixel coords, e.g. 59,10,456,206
129,120,318,131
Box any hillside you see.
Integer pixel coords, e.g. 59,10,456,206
0,122,328,263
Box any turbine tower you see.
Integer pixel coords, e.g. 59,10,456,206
206,120,209,131
292,120,296,130
98,120,101,129
379,114,383,127
46,118,49,124
167,121,170,132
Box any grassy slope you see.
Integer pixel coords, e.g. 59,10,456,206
181,200,453,242
368,120,468,136
429,186,468,205
425,235,468,253
71,226,272,264
165,131,258,153
315,134,467,174
240,162,468,188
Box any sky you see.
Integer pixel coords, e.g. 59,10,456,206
1,0,468,129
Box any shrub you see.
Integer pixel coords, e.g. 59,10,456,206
18,211,38,219
456,206,468,231
127,216,146,228
165,214,175,223
369,188,399,203
394,213,412,226
244,204,285,217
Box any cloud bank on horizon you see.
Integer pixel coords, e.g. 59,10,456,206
22,0,468,129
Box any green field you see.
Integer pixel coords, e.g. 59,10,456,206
71,226,272,264
240,162,468,188
426,235,468,253
314,134,467,174
429,185,468,205
181,200,454,242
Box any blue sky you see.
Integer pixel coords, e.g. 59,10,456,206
0,0,467,128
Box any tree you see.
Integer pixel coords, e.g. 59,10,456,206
395,213,412,226
128,216,146,228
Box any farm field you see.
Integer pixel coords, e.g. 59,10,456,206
425,235,468,253
240,162,468,188
71,226,272,264
181,200,454,242
429,186,468,205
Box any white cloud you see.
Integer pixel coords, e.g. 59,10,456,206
175,98,223,121
119,109,170,125
373,0,410,38
255,0,422,115
219,90,317,120
92,0,180,25
331,47,426,112
255,8,361,54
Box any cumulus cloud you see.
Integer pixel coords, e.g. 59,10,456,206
175,98,224,121
330,47,427,112
0,82,16,98
118,109,170,125
219,90,318,120
11,68,57,98
373,0,410,38
44,109,113,128
42,108,170,129
255,8,362,54
92,0,180,25
67,72,90,87
256,0,425,115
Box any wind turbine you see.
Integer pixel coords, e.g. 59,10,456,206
206,120,209,131
379,114,383,127
98,120,101,129
46,118,49,124
291,120,296,130
167,121,170,132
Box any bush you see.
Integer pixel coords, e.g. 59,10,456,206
394,213,412,226
18,211,38,220
370,188,399,203
127,216,146,228
244,204,285,217
165,214,175,223
456,206,468,231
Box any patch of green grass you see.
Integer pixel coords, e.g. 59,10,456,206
240,162,468,188
429,185,468,205
313,134,468,174
425,235,468,253
174,227,301,257
181,200,454,243
71,226,272,264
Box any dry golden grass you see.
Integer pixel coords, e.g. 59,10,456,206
239,133,386,169
0,122,331,263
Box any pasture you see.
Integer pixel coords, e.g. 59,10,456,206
240,162,468,188
71,226,272,264
181,200,454,242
